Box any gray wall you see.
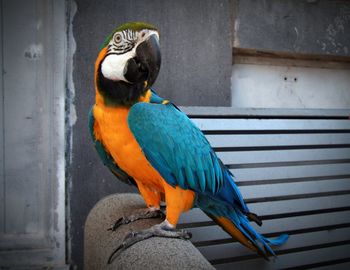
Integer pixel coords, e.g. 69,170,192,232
69,0,232,268
231,64,350,109
234,0,350,56
0,0,66,268
231,0,350,109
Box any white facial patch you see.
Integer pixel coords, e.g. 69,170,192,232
101,29,159,83
101,50,135,82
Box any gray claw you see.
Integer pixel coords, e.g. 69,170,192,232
107,217,125,231
108,209,164,231
107,222,192,264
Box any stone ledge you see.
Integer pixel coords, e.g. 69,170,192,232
84,193,214,270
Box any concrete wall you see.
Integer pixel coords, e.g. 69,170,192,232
0,0,67,268
231,0,350,109
231,63,350,109
234,0,350,56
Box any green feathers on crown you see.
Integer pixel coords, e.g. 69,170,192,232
101,22,158,49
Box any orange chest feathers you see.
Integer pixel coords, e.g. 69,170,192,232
92,101,165,191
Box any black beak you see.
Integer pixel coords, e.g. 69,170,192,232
124,34,161,86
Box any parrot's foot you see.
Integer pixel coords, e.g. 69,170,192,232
107,220,192,264
108,208,164,231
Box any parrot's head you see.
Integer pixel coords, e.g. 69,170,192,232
95,22,161,106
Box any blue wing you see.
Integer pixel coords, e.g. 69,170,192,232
89,107,136,186
128,102,249,212
128,101,289,256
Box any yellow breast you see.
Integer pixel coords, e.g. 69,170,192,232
93,90,165,191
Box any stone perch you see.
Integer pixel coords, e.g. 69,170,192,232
84,193,215,270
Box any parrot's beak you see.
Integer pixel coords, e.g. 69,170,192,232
124,34,161,87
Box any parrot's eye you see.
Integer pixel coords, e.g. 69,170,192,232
108,30,137,55
113,33,122,44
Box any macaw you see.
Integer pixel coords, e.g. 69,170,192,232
89,22,288,263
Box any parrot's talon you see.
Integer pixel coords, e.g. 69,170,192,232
182,231,192,240
107,221,192,264
108,208,164,231
107,217,126,231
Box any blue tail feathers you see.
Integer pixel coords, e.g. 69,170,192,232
198,166,289,259
264,233,289,247
228,209,289,258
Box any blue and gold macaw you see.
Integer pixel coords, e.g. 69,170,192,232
89,22,288,263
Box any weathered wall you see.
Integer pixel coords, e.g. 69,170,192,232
0,0,67,268
231,0,350,109
234,0,350,56
231,64,350,109
69,0,232,268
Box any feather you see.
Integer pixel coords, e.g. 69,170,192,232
128,102,223,195
88,107,136,186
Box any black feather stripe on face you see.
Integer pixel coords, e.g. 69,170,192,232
107,30,136,55
97,62,147,106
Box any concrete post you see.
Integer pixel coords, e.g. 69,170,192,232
84,193,215,270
